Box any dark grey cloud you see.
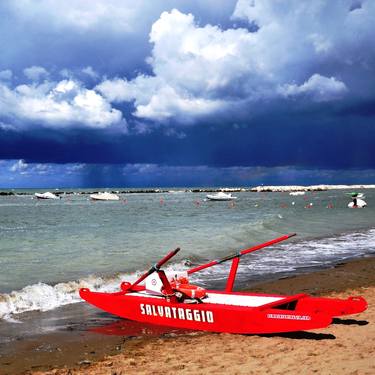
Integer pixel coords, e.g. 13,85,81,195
0,0,374,187
2,159,375,188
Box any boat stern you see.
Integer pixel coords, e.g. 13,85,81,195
297,295,368,317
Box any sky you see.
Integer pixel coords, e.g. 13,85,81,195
0,0,374,188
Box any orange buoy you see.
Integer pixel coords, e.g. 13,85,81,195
170,278,207,299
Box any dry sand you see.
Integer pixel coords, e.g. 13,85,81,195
2,257,374,375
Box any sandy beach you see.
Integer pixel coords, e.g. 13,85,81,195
0,256,373,375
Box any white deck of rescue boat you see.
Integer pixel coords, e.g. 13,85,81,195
205,293,282,307
126,291,283,307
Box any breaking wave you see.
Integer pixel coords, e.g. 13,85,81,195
0,274,130,320
0,264,188,320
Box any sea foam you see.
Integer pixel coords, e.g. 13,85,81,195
0,274,133,319
0,263,189,320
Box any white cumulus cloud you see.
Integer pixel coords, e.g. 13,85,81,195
0,78,124,129
278,74,348,102
97,1,375,125
97,9,261,123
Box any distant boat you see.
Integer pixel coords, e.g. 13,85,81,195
289,191,305,196
347,192,367,208
206,192,237,201
34,192,60,200
90,192,120,201
348,198,367,208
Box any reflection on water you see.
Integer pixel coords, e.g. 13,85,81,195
88,318,191,337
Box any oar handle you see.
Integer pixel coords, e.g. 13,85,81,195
126,248,180,290
155,247,181,270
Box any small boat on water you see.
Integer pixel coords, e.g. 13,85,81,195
34,192,60,200
206,192,237,201
80,234,367,334
347,192,367,208
90,192,120,201
289,191,305,196
348,199,367,208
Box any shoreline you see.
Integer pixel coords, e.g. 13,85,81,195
1,255,374,374
1,184,375,196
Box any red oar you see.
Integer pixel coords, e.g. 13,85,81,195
187,233,296,275
125,248,180,290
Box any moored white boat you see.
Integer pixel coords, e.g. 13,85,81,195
347,192,367,208
206,192,237,201
90,192,120,201
289,191,305,196
348,198,367,208
34,192,60,200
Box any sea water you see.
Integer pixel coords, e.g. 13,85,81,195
0,188,375,320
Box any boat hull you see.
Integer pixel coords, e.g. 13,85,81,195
348,198,367,208
90,194,120,201
80,288,361,334
34,193,59,199
206,196,237,201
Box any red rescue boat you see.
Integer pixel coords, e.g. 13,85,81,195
80,234,367,334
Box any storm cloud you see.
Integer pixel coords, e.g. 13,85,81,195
0,0,374,186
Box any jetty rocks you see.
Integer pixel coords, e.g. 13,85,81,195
251,184,375,192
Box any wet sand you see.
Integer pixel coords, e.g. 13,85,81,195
1,256,374,375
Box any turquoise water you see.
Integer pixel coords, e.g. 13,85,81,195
0,188,374,318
